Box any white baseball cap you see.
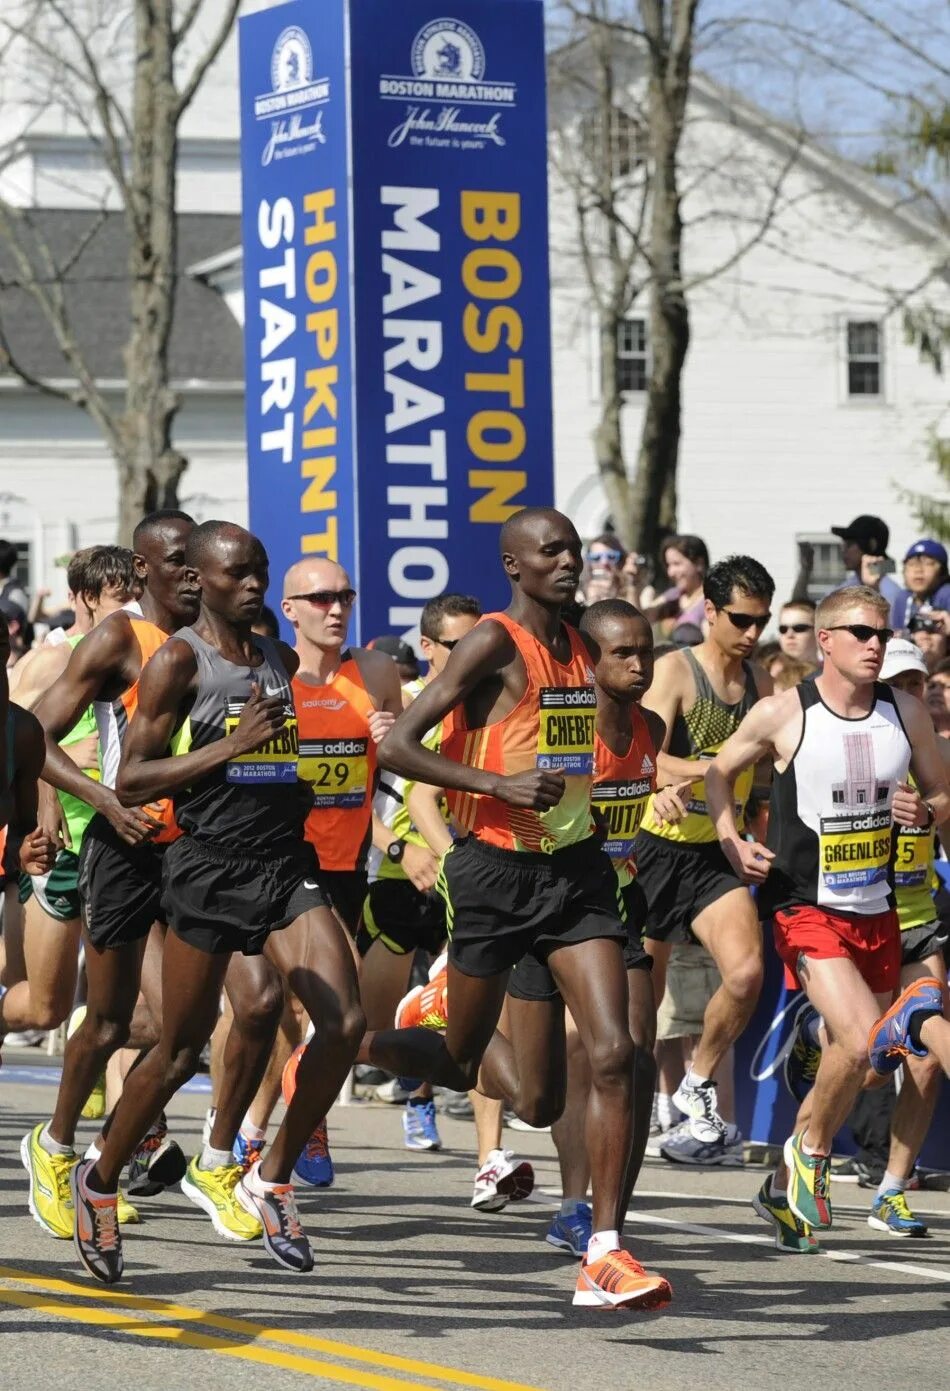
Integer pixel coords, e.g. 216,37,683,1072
880,637,929,682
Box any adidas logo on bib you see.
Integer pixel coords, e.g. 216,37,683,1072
641,755,654,774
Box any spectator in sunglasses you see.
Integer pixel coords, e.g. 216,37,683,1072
776,598,818,668
891,539,950,634
580,532,626,604
910,612,949,675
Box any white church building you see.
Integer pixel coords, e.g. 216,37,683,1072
0,9,946,614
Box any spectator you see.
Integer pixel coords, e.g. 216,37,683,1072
767,651,814,691
755,639,781,669
890,539,950,632
777,597,818,667
651,533,709,631
909,611,948,674
0,595,30,664
670,621,703,649
927,658,950,737
0,538,28,613
580,532,625,603
829,514,900,604
369,634,420,683
252,604,281,640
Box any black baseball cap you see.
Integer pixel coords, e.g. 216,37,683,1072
830,515,889,556
369,634,417,665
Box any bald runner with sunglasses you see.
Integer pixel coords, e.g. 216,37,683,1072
635,555,775,1160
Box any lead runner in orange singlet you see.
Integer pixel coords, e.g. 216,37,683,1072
360,507,672,1311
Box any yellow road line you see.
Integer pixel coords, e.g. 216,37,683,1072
0,1266,547,1391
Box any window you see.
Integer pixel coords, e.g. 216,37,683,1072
796,533,846,601
617,317,648,393
846,320,882,397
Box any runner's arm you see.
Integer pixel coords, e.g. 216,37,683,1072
378,620,564,810
898,691,950,828
706,698,782,884
406,781,453,856
117,639,291,804
9,708,54,875
8,644,69,709
641,653,699,785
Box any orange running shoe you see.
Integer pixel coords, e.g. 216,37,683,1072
395,967,448,1030
573,1248,672,1310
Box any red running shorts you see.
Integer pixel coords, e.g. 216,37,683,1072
773,904,900,994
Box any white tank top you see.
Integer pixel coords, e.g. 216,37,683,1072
762,681,910,916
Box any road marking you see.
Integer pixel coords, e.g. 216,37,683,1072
0,1064,212,1092
0,1266,546,1391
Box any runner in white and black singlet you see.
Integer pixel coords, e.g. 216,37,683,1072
68,522,364,1285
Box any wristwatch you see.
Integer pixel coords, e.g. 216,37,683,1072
923,801,936,829
386,839,406,864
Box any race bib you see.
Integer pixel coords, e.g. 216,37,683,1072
819,809,892,889
593,777,651,861
298,737,369,809
894,825,933,889
537,686,596,774
225,700,299,783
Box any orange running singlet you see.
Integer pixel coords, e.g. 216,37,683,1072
95,614,179,843
444,613,596,854
296,656,377,872
592,708,657,886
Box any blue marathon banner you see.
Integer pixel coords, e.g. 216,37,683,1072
239,0,554,645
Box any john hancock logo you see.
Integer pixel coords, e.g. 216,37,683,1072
379,16,517,151
254,25,329,165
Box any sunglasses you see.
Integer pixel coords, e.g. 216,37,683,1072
587,549,622,564
721,609,772,632
436,637,461,651
825,623,894,644
779,623,812,634
286,588,357,608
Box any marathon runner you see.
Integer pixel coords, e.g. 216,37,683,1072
69,522,364,1282
636,555,774,1161
3,547,136,1050
361,507,671,1310
705,585,950,1250
225,557,402,1184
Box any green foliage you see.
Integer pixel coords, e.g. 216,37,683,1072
897,431,950,542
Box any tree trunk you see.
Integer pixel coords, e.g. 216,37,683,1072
595,310,633,544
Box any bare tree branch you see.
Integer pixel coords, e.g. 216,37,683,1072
175,0,240,117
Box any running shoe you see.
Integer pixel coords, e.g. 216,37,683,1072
20,1125,77,1238
752,1179,819,1254
403,1097,442,1151
546,1202,592,1258
573,1249,672,1310
65,1005,106,1121
672,1076,727,1143
660,1121,743,1166
117,1191,140,1225
375,1076,417,1104
70,1159,123,1283
236,1162,314,1272
293,1119,334,1187
395,967,448,1030
784,1131,832,1230
180,1156,263,1241
783,1000,822,1102
831,1156,884,1188
868,1188,928,1237
471,1149,535,1212
868,976,943,1075
127,1122,187,1197
232,1129,266,1174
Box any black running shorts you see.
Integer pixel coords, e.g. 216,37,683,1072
438,834,627,980
356,877,446,958
507,878,652,1002
162,836,328,956
320,868,368,937
634,831,745,945
900,921,949,967
78,814,167,950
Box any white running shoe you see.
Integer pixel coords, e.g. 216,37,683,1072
470,1148,534,1212
672,1077,727,1144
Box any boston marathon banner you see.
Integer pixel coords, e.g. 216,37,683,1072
239,0,553,644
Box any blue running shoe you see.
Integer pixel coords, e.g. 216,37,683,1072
545,1202,592,1258
868,1188,928,1237
232,1129,266,1174
293,1119,334,1187
660,1120,741,1165
868,976,943,1075
403,1098,441,1151
783,1000,822,1102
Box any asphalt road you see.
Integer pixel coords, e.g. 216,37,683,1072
2,1057,950,1391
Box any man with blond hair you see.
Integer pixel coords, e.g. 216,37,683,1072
706,586,950,1252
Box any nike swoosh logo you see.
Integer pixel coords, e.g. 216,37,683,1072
303,879,320,890
264,685,284,697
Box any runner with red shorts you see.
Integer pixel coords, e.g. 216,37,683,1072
704,585,950,1252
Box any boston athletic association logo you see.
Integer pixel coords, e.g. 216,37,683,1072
379,16,517,151
254,25,329,165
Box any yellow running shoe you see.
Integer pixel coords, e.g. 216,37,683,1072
180,1156,263,1241
117,1191,140,1225
66,1006,106,1120
20,1124,77,1238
